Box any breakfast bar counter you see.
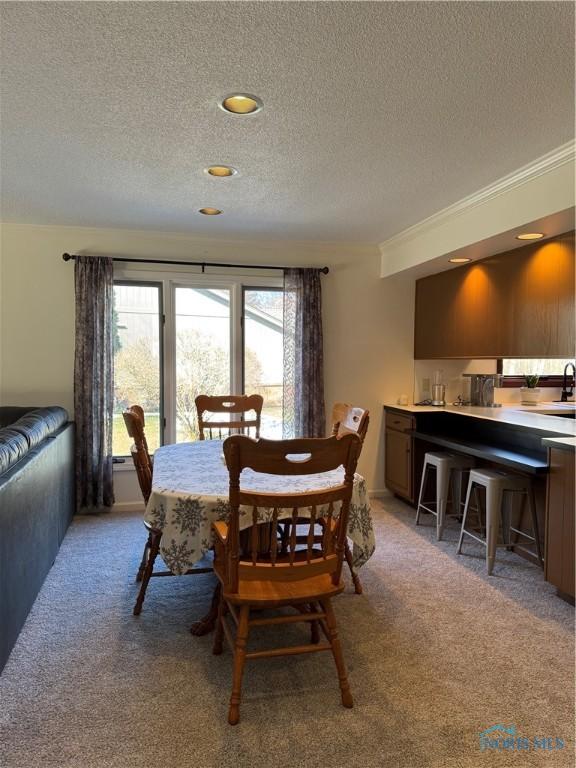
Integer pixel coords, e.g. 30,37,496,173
383,402,575,602
383,402,576,438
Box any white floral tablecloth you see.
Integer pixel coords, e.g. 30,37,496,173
144,440,375,575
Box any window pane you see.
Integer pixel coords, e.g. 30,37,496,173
502,359,575,377
244,289,284,438
175,287,231,442
113,284,162,455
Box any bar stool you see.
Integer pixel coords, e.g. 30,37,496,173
415,452,476,540
457,468,543,575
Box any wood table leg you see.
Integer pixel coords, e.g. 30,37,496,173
190,582,221,636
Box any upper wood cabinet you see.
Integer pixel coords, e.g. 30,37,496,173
414,231,575,359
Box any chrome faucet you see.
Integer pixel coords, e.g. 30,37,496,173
466,373,503,407
560,362,575,402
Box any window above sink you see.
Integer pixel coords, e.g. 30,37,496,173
498,358,575,388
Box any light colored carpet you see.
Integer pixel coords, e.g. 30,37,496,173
0,496,573,768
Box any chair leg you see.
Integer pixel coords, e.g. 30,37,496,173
136,529,153,583
294,603,320,643
451,469,463,519
344,541,362,594
320,598,353,709
190,582,221,636
436,463,450,541
212,592,225,655
309,602,320,644
502,490,515,549
228,605,250,726
485,484,503,576
415,462,429,525
457,479,474,554
133,530,161,616
527,489,544,567
474,486,485,538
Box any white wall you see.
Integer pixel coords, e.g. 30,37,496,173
0,223,416,502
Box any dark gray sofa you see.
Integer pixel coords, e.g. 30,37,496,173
0,406,74,672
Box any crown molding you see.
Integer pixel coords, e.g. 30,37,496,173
0,220,377,255
379,140,575,253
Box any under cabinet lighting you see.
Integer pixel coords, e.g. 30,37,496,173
220,94,262,114
449,257,471,263
516,232,544,240
198,207,222,215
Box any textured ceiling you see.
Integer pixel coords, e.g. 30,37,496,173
0,1,574,243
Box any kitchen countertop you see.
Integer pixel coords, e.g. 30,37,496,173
542,436,576,452
384,402,576,445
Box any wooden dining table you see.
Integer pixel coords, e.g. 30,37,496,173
144,439,376,631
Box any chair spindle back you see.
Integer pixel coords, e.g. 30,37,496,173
195,394,264,441
122,405,153,504
222,434,362,594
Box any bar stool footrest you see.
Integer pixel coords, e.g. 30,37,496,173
417,502,438,516
509,526,536,542
460,529,487,547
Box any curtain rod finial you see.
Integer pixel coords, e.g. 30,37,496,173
320,266,329,274
62,253,73,261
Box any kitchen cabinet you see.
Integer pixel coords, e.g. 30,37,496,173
385,409,415,501
384,405,575,603
545,447,575,602
414,230,575,359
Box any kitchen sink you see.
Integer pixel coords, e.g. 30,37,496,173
528,404,576,419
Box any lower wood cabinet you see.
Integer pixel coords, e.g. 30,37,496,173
545,447,575,601
384,409,415,502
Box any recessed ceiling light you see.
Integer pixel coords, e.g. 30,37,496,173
198,207,222,216
220,93,262,114
205,165,237,177
449,257,471,263
516,232,544,240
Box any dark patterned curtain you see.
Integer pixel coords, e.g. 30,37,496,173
74,256,115,513
283,268,326,437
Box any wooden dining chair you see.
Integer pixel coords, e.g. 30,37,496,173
331,402,370,443
212,432,362,725
195,394,264,441
122,405,211,617
123,406,159,615
330,402,370,594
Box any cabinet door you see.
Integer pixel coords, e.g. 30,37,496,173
414,231,575,359
385,429,412,500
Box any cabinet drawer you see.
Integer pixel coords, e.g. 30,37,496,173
386,411,415,433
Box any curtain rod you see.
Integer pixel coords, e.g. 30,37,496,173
61,253,329,274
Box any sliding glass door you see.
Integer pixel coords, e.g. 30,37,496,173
174,287,231,442
112,282,163,456
243,289,284,439
112,273,284,456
